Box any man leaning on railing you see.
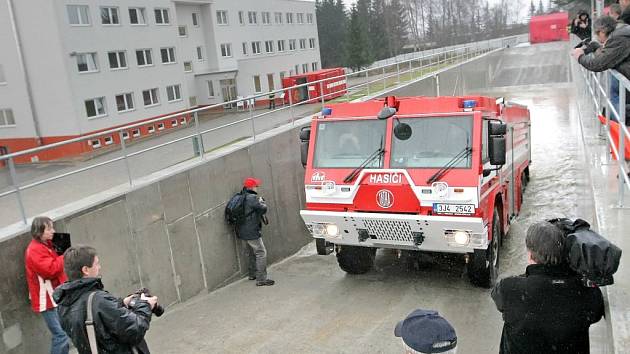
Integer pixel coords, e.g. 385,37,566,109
571,15,630,122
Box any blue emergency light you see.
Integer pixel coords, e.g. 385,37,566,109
322,107,332,116
463,100,477,109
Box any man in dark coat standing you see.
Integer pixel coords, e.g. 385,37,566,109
491,221,604,354
237,177,275,286
53,245,157,354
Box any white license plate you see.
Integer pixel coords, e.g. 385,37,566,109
433,203,475,215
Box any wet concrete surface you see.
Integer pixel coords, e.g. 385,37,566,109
145,80,609,353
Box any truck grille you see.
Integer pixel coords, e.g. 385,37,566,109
363,219,414,242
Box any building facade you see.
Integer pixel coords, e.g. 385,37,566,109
0,0,320,162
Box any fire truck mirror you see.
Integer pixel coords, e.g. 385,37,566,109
301,141,309,168
489,136,507,166
489,122,507,136
299,127,311,141
394,122,412,140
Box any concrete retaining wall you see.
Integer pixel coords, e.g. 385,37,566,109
0,125,309,354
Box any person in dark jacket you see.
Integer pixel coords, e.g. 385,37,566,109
491,221,604,354
620,0,630,25
236,177,275,286
53,245,158,354
571,11,592,40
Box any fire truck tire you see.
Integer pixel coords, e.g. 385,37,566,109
316,238,334,255
468,208,501,288
336,246,375,274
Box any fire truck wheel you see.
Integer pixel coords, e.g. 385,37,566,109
468,208,501,288
336,246,375,274
316,238,334,255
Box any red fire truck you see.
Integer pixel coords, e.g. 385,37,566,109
282,68,347,104
299,96,531,287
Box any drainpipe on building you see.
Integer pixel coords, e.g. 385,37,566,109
7,0,43,146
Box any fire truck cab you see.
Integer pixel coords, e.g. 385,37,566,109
299,96,531,287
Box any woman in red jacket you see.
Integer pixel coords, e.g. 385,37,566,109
25,216,69,354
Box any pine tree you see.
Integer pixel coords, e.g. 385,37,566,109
530,0,536,18
345,4,372,70
316,0,347,68
537,0,544,15
369,0,389,61
386,0,409,57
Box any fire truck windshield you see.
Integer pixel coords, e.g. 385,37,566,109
312,119,386,168
390,116,473,168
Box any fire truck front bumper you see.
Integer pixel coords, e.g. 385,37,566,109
300,210,489,254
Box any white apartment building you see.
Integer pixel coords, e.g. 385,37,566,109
0,0,320,161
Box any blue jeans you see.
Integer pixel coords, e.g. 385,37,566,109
610,74,620,119
41,308,69,354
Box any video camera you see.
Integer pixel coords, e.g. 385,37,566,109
128,287,164,317
574,38,599,55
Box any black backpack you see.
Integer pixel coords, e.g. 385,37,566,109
548,218,622,287
225,190,253,225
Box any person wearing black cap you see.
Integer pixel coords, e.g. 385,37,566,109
491,221,604,354
237,177,275,286
571,10,592,40
394,309,457,354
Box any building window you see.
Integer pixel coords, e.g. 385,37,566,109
115,92,134,112
192,13,200,26
251,42,261,55
184,61,193,72
242,42,248,55
297,13,304,24
90,139,101,148
147,125,155,134
104,136,113,145
286,13,293,24
294,64,299,74
108,51,127,69
178,25,187,36
160,47,176,64
265,40,274,53
312,62,318,71
253,75,261,93
207,81,215,97
274,12,283,24
129,8,146,25
299,39,306,50
216,10,228,25
220,43,232,57
267,73,275,90
67,5,91,25
307,13,314,24
142,88,159,106
248,11,257,25
122,131,129,140
238,11,245,25
288,39,296,51
136,49,153,66
262,12,271,25
0,109,15,126
196,46,204,60
154,8,170,25
166,84,182,102
158,122,165,130
100,7,119,25
76,53,98,73
132,129,140,137
309,38,316,49
171,119,178,127
277,40,285,52
85,97,106,118
302,63,309,73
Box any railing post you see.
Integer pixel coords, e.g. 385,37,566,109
288,89,295,126
320,81,325,110
8,157,27,224
193,112,204,158
366,69,370,96
618,84,626,206
382,66,386,91
435,75,440,96
249,98,256,140
396,60,400,83
118,130,133,186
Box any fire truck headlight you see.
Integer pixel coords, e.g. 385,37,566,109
312,224,325,236
325,224,339,237
453,231,470,245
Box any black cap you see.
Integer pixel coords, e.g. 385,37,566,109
394,309,457,353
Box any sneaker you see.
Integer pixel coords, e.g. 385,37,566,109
256,279,275,286
248,276,256,280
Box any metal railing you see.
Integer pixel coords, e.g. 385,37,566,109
0,34,526,226
572,45,630,207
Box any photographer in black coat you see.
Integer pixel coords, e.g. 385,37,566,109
53,245,158,354
491,222,604,354
571,11,592,40
236,177,275,286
